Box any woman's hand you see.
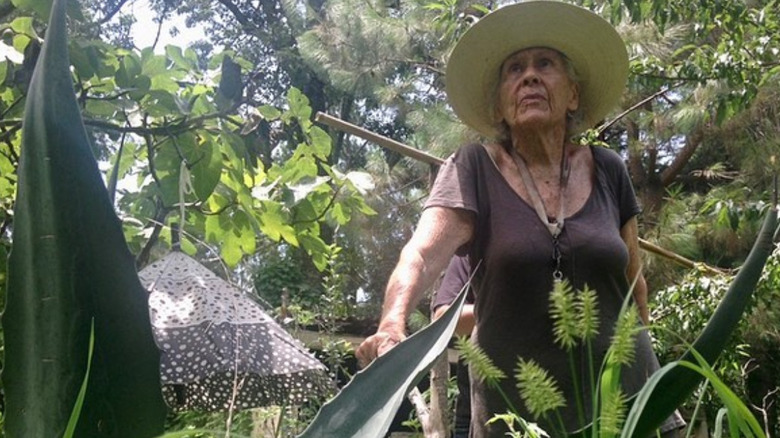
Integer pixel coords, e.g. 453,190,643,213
355,329,406,368
355,207,474,368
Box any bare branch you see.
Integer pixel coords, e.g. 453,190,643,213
660,126,704,187
216,0,254,29
96,0,130,25
598,84,682,133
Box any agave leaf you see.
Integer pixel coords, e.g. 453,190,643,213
2,0,166,435
297,286,468,438
628,207,777,436
622,350,765,438
680,349,764,437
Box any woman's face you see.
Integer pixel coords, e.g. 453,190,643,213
494,47,579,134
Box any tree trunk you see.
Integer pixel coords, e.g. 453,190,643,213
428,353,451,437
408,352,450,438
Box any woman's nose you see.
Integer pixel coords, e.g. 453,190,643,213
521,69,540,85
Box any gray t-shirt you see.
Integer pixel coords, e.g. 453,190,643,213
425,143,676,437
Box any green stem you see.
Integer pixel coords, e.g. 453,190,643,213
274,403,287,438
567,348,587,429
587,339,598,438
684,382,709,438
552,410,568,438
493,384,520,417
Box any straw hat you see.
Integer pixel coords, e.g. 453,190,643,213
445,0,629,137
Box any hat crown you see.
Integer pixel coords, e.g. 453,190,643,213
445,0,629,137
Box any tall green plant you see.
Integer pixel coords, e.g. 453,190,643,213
627,207,778,435
1,0,166,435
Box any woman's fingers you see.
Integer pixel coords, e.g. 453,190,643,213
355,332,404,368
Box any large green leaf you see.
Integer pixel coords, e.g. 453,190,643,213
298,286,468,438
625,207,778,437
11,0,52,20
1,0,166,435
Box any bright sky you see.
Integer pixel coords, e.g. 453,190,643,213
128,0,206,52
0,0,206,63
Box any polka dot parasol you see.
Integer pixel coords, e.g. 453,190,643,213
138,251,334,412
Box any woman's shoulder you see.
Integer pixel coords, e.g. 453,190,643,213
454,142,489,156
589,144,622,161
589,145,627,172
445,142,494,165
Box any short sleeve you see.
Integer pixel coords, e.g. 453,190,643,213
593,146,641,227
616,158,641,227
432,255,475,311
424,144,482,214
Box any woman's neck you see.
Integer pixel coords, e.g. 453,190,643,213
508,126,568,168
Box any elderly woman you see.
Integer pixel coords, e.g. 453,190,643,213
357,1,684,437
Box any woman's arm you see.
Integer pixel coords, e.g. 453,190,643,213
433,304,475,337
620,216,649,325
355,206,474,367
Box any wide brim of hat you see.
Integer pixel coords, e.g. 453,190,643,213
445,0,629,138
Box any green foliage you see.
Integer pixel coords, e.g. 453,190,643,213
621,352,766,438
455,336,506,390
630,208,777,435
609,306,639,367
652,227,780,435
1,4,378,284
1,1,779,435
550,280,600,350
515,359,567,421
164,410,254,437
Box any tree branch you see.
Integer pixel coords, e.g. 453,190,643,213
97,0,130,25
0,125,22,145
598,84,681,133
83,106,238,136
135,202,172,269
216,0,254,29
660,126,704,187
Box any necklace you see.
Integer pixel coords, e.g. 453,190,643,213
509,145,570,281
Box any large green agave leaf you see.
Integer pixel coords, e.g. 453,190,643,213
2,0,166,435
298,286,468,438
623,207,778,437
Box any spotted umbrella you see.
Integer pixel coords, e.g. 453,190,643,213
138,251,334,412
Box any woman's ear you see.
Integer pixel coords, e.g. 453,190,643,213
491,101,504,124
567,82,580,112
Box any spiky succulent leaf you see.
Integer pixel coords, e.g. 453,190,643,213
297,286,468,438
1,0,166,435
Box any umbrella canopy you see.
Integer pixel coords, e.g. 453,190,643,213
138,251,334,412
